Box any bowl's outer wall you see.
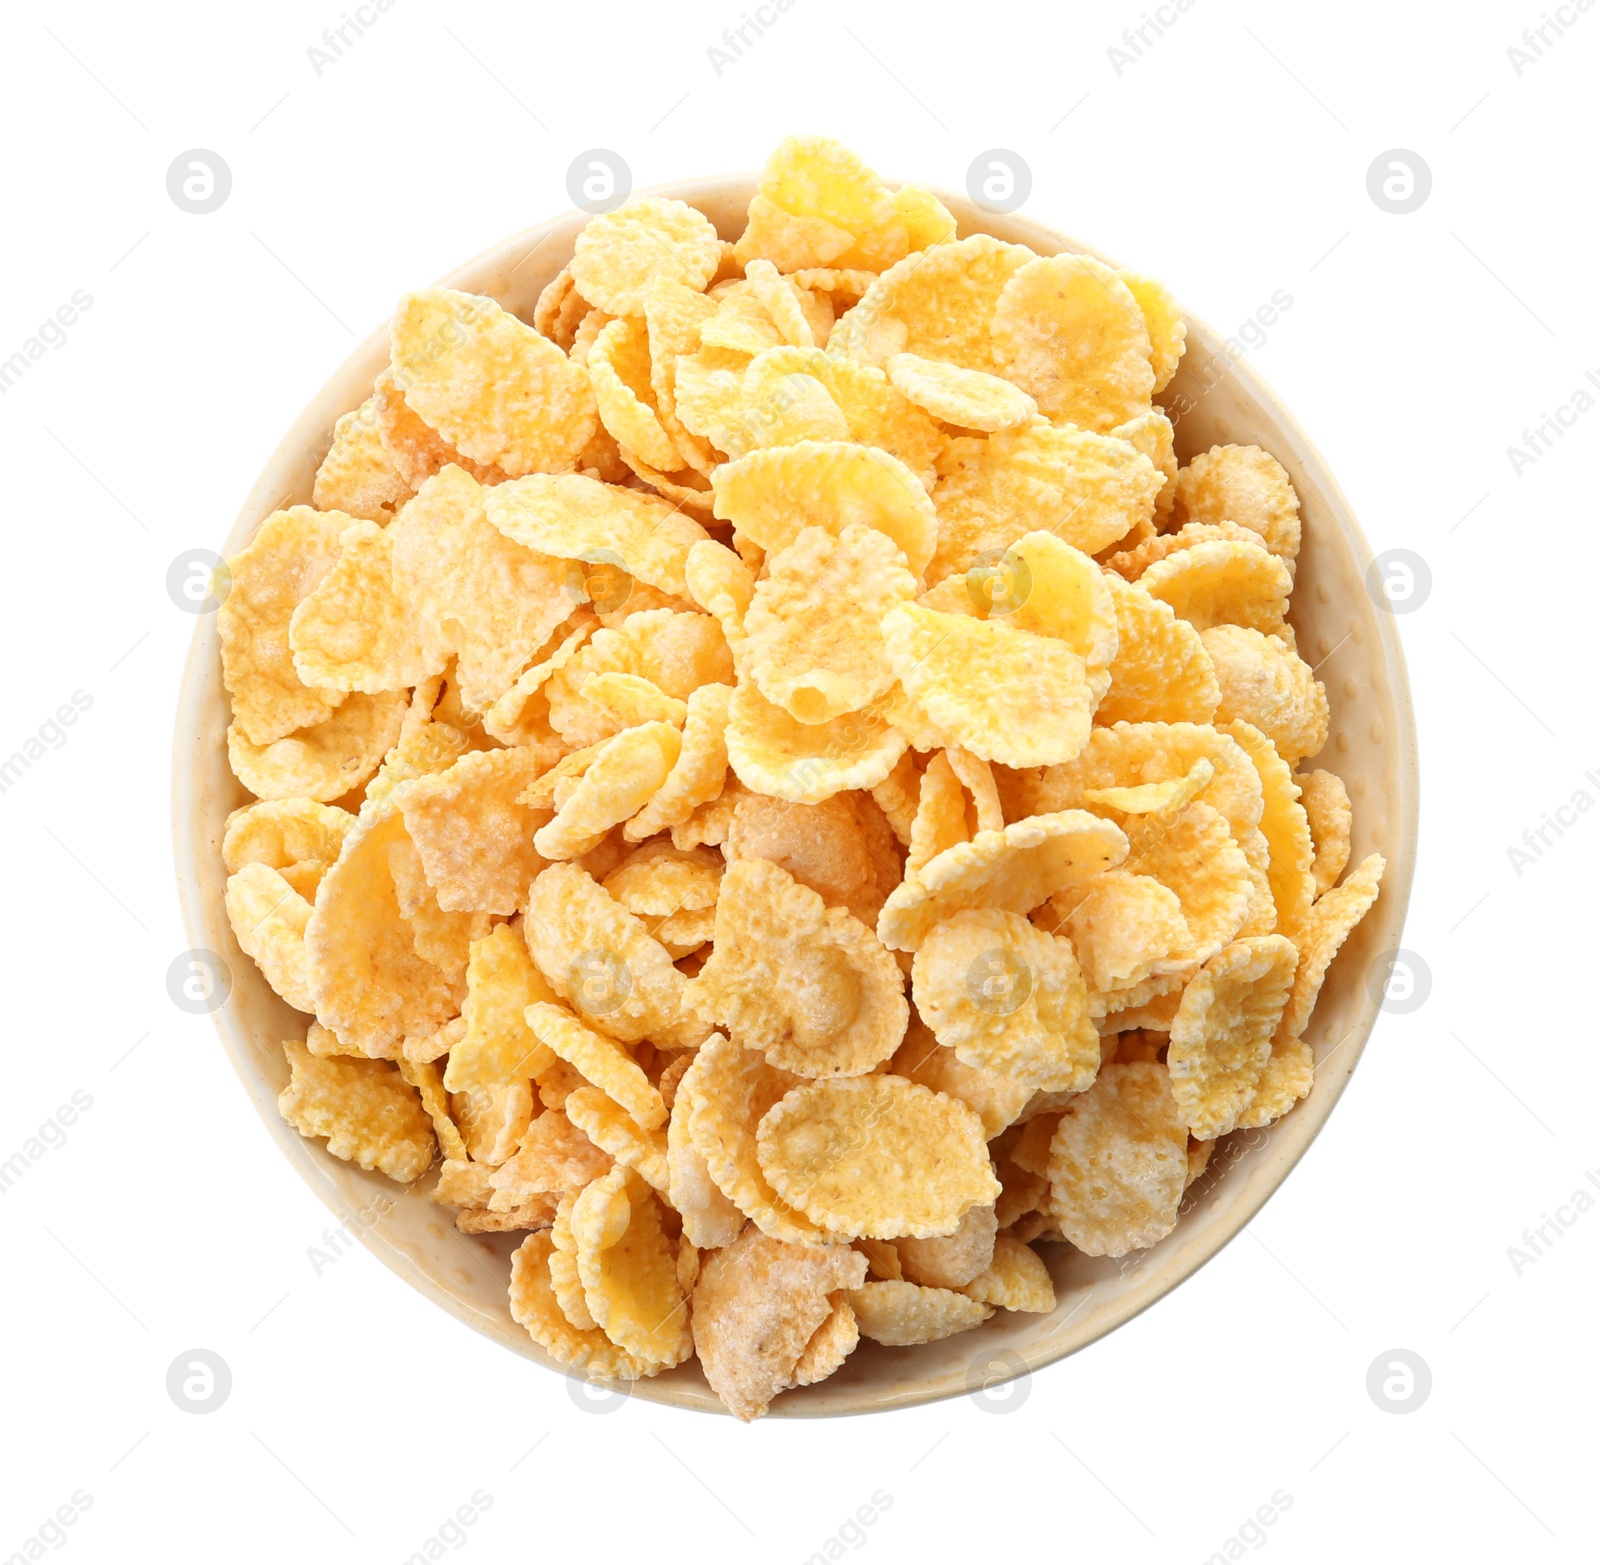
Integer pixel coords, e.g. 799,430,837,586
172,176,1418,1416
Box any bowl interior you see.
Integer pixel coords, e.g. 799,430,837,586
172,176,1417,1416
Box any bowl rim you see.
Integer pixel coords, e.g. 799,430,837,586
172,172,1418,1417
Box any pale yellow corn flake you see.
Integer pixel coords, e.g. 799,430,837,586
1095,573,1220,727
226,862,316,1014
372,368,508,490
896,1204,998,1289
987,531,1118,703
670,781,745,851
548,1245,598,1329
757,135,895,249
565,1086,671,1191
527,1002,666,1130
278,1036,436,1183
743,524,916,723
481,616,597,746
906,752,970,878
573,1169,692,1367
712,440,938,578
390,288,596,477
1106,520,1264,582
789,1297,858,1388
887,352,1037,432
757,1074,999,1240
882,603,1094,768
219,506,349,745
572,195,723,316
1047,1061,1187,1256
1110,408,1178,525
957,1233,1055,1313
485,473,710,601
726,682,907,805
1174,444,1302,575
534,722,682,860
1278,853,1385,1043
489,1109,611,1205
534,264,589,353
509,1231,652,1380
692,1227,868,1420
581,672,687,729
734,190,854,273
1238,1036,1315,1128
397,1055,468,1163
1120,801,1254,966
1081,757,1214,817
869,748,921,847
223,798,353,877
847,1280,992,1345
880,808,1128,952
1205,626,1329,766
313,398,414,524
385,828,476,984
927,421,1163,585
523,862,707,1049
672,345,755,457
667,1078,746,1249
912,908,1099,1092
793,267,878,301
1168,935,1298,1139
702,282,789,358
991,254,1154,431
587,315,682,473
685,857,906,1079
1063,870,1192,995
889,1023,1033,1140
1299,769,1353,897
1117,271,1187,395
741,365,851,449
1224,720,1315,937
396,746,554,915
1140,539,1292,636
682,1036,823,1243
684,540,755,649
743,259,815,347
624,683,734,841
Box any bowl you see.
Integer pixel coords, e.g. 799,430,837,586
172,174,1418,1415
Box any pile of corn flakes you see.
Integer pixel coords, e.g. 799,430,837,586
218,134,1384,1420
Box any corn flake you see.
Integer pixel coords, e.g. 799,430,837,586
278,1036,436,1182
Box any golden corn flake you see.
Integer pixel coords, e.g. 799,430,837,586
882,604,1094,768
534,722,682,860
1140,539,1292,637
685,857,906,1079
587,315,681,473
1107,519,1263,582
313,398,414,524
227,691,404,805
1117,271,1187,394
1224,720,1315,937
789,1297,858,1388
1081,756,1214,817
989,532,1118,704
1047,1061,1187,1257
743,524,915,723
1110,408,1178,525
896,1203,998,1289
889,1023,1033,1140
509,1231,650,1380
573,1169,692,1367
1299,769,1353,898
1175,444,1302,575
958,1233,1055,1313
571,195,722,316
278,1036,436,1182
565,1085,671,1191
581,673,686,732
223,798,352,878
623,683,734,841
743,259,815,347
757,1074,999,1239
847,1280,992,1345
1205,626,1329,766
1168,935,1298,1139
526,1002,666,1130
887,352,1037,432
1238,1036,1316,1129
702,283,789,357
906,752,970,878
735,190,854,273
672,345,754,457
1121,801,1253,966
943,746,1004,834
1278,853,1386,1043
372,368,507,490
1062,870,1192,995
712,441,938,579
489,1109,611,1204
990,255,1154,431
726,682,907,805
912,908,1099,1092
219,507,349,745
667,1081,746,1249
1096,574,1220,727
225,863,315,1014
691,1227,867,1421
534,264,589,353
390,288,596,477
927,421,1163,585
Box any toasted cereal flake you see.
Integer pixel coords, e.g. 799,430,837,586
363,717,475,810
887,352,1037,432
758,1074,999,1239
534,723,682,860
684,540,755,647
1224,720,1315,937
587,315,682,473
671,782,745,851
223,798,353,877
1277,853,1385,1043
906,752,970,878
682,1036,824,1243
685,858,906,1078
482,617,597,746
603,842,722,927
304,796,460,1055
1174,445,1302,575
397,747,555,915
372,369,507,489
549,1245,598,1328
1047,1061,1187,1256
489,1110,611,1205
313,399,414,524
712,441,938,578
290,519,445,694
1120,802,1253,965
1096,575,1220,727
912,908,1099,1091
927,422,1163,584
384,826,476,983
527,1003,666,1130
991,254,1154,431
834,234,1033,371
702,282,789,357
745,259,817,347
957,1233,1054,1312
758,135,895,249
893,184,957,252
741,365,851,448
565,1086,671,1191
581,672,686,730
226,863,315,1013
390,289,596,477
451,1079,534,1166
1238,1036,1316,1128
523,863,707,1049
1168,936,1297,1138
869,748,921,847
1205,627,1329,766
990,532,1118,704
219,507,349,745
1082,757,1214,817
726,682,907,805
1299,769,1353,898
1107,520,1263,582
387,465,575,712
1140,539,1292,637
880,809,1128,953
573,1170,692,1366
794,267,878,302
1064,871,1192,994
673,345,755,456
890,1022,1033,1139
485,473,710,600
882,604,1095,768
848,1281,992,1345
509,1231,650,1379
692,1227,868,1420
278,1036,435,1182
397,1055,468,1162
571,195,722,316
667,1078,747,1249
534,264,589,352
735,190,855,273
1117,271,1187,394
897,1204,998,1288
789,1297,859,1387
623,683,734,841
744,525,915,723
1110,408,1178,525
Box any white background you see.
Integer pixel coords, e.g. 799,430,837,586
1,0,1595,1560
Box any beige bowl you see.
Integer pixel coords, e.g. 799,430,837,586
172,177,1417,1416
